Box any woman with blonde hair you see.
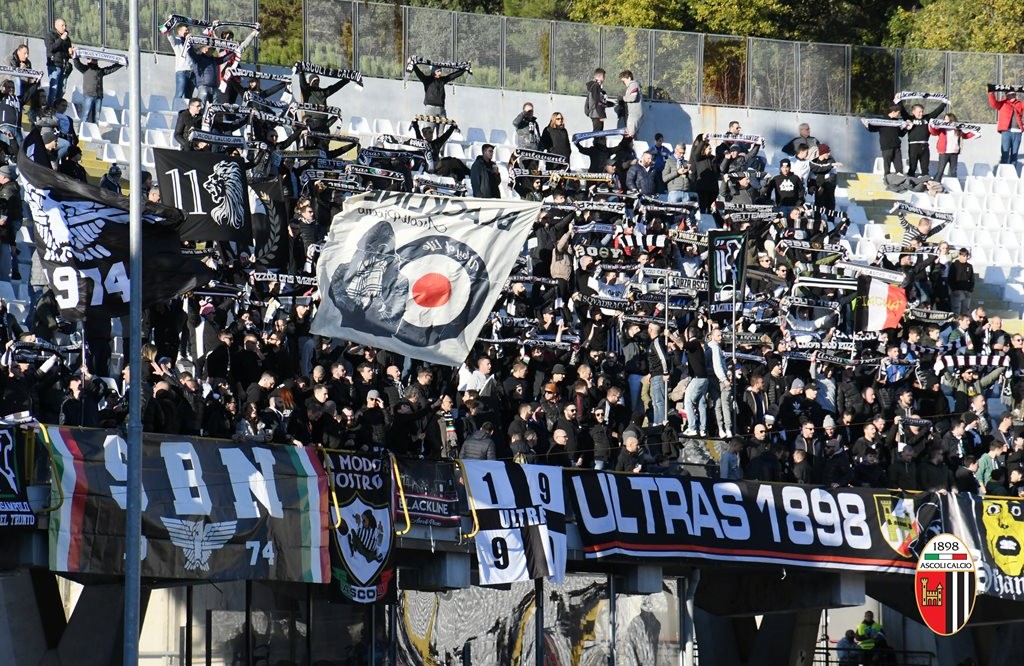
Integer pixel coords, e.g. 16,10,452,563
540,112,571,169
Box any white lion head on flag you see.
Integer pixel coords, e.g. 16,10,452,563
203,160,247,230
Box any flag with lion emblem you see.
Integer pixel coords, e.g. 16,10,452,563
312,191,540,364
17,131,213,320
154,148,253,242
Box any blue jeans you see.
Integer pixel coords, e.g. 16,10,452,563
667,190,688,203
684,377,708,433
651,374,668,426
47,65,68,106
195,85,217,104
627,373,645,416
175,71,195,99
82,96,102,124
1001,131,1022,165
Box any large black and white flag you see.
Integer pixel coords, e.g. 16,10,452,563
18,134,213,320
312,192,540,364
462,460,566,585
707,229,748,322
154,149,253,242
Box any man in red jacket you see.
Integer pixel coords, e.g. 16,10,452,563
988,86,1024,165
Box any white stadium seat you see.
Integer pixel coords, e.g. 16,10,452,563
146,113,171,131
102,142,128,164
443,143,465,159
960,194,985,214
987,196,1008,215
964,176,987,195
934,193,958,211
489,129,509,145
991,179,1015,197
464,127,487,144
372,118,394,136
347,116,371,135
142,147,155,169
0,282,17,303
146,95,172,114
995,163,1020,179
98,106,121,127
971,163,993,178
79,122,106,143
941,177,962,193
103,90,124,111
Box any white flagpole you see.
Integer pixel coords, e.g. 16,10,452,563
124,0,144,661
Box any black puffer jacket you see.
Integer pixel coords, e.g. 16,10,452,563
460,428,496,460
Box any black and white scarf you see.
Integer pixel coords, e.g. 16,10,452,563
295,62,364,86
889,202,955,222
235,68,291,83
72,48,128,67
895,91,950,104
933,354,1011,373
406,56,473,75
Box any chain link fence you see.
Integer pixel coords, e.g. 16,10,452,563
7,0,1024,122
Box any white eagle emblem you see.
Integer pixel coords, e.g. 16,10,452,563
161,518,237,571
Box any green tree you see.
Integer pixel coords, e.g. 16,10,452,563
886,1,1024,53
566,0,690,31
257,0,303,66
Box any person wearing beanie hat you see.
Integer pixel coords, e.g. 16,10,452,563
765,157,805,211
99,163,123,195
0,80,21,138
39,127,58,149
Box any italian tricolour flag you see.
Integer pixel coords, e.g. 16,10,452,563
855,276,907,331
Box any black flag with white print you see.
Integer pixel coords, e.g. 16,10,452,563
18,130,214,320
154,148,253,242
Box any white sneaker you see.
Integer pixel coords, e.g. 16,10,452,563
682,428,698,437
699,430,707,437
723,428,733,439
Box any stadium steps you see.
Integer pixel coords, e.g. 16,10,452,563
846,172,1022,330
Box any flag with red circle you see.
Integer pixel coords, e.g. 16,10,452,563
312,191,541,364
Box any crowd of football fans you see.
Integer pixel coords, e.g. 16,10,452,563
2,16,1024,500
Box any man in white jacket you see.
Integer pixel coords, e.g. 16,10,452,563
707,328,733,438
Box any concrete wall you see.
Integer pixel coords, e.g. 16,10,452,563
1,30,1006,176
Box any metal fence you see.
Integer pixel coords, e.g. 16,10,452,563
5,0,1024,123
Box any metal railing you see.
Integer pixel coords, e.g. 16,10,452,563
813,645,935,666
2,0,1020,123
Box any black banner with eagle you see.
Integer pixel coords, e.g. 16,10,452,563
154,148,253,242
17,132,213,320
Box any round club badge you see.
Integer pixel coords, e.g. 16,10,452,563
915,533,977,636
